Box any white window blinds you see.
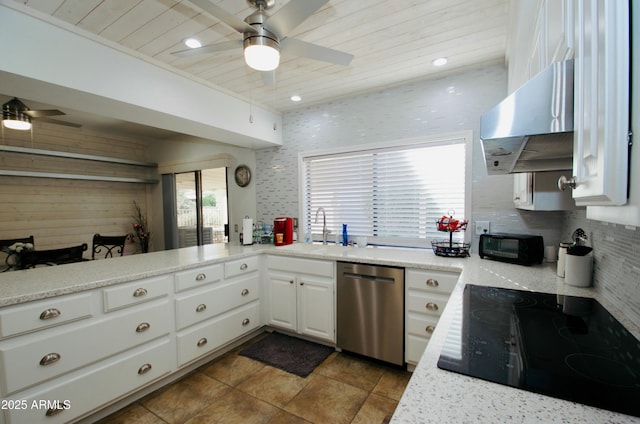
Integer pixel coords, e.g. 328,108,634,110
302,138,466,248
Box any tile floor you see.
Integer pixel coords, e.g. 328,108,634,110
99,333,412,424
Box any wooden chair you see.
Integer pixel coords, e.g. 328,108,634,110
20,243,87,269
1,236,34,272
92,234,127,259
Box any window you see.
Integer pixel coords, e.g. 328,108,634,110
301,134,469,248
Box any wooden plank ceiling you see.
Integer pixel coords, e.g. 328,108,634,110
14,0,510,113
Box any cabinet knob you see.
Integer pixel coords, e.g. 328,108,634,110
196,303,207,313
196,273,207,281
39,308,62,320
136,322,151,333
558,175,577,191
242,318,251,326
133,288,148,298
39,352,61,366
300,282,304,286
426,302,439,311
425,325,436,334
289,280,294,284
426,278,439,287
241,288,250,296
197,337,208,347
240,263,248,270
138,363,153,375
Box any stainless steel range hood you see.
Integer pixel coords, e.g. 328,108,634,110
480,60,574,175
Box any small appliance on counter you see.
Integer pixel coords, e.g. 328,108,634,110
273,217,294,246
478,233,544,265
242,216,253,245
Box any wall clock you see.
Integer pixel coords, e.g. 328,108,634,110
234,164,251,187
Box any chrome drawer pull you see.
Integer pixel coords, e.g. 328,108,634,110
133,288,148,297
197,337,208,347
136,322,151,333
196,273,206,281
196,303,207,312
45,405,65,417
40,353,61,366
426,278,439,287
425,325,436,334
39,308,62,320
426,302,439,311
240,263,248,270
241,288,249,296
138,363,152,375
242,318,250,326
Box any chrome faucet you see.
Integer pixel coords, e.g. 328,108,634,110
315,207,329,245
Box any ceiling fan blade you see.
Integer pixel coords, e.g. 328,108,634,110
172,39,242,57
281,38,353,66
34,117,81,128
264,0,329,38
188,0,255,34
22,109,65,118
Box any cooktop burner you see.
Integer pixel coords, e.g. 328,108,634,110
437,285,640,418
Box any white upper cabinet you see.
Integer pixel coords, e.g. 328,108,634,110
570,0,630,206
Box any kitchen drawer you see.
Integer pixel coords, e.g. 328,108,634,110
175,273,259,330
406,311,438,338
406,269,459,294
174,263,223,292
406,291,450,318
268,255,334,278
103,275,172,312
406,334,429,365
224,256,259,279
0,301,170,396
3,339,173,424
176,301,260,367
0,293,93,340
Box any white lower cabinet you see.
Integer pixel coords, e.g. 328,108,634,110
267,256,335,343
2,339,173,424
405,268,460,365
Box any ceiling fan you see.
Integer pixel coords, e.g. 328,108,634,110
2,97,81,130
173,0,353,77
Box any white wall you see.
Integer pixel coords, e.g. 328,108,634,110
256,63,565,249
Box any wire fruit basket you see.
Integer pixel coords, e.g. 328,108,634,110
432,211,470,258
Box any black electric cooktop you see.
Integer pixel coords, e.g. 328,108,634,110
437,284,640,418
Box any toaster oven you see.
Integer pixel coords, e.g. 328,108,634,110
478,233,544,265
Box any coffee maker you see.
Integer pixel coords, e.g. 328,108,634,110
273,217,294,246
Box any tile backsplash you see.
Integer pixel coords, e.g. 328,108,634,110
563,210,640,324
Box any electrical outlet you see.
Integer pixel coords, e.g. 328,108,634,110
476,221,490,235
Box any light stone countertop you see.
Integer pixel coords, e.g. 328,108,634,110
1,242,638,423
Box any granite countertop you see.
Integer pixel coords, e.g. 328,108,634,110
1,242,638,422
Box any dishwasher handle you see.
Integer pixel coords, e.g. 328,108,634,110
342,272,396,284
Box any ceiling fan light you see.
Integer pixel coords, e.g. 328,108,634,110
243,34,280,71
2,103,32,130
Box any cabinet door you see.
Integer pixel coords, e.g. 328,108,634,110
572,0,630,206
266,272,296,331
547,0,574,62
297,277,334,342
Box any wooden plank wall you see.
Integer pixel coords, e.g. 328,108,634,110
0,123,155,257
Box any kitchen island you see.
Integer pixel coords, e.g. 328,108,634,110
0,243,638,424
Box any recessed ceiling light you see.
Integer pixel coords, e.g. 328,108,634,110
432,57,448,67
290,95,302,102
184,38,202,49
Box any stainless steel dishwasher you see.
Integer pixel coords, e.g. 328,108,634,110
337,261,404,366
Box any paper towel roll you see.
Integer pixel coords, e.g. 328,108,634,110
242,217,253,245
